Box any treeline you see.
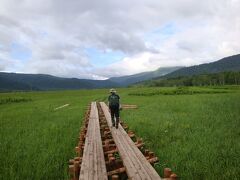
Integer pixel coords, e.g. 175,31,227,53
140,71,240,87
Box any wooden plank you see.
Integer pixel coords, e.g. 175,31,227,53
100,108,142,179
122,128,160,179
100,102,161,180
99,104,140,178
112,130,141,179
121,104,138,109
118,120,160,178
117,130,151,178
54,103,70,110
79,102,108,180
94,119,98,180
116,130,149,179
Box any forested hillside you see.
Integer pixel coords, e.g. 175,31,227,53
137,71,240,87
109,66,183,86
0,72,118,91
162,54,240,79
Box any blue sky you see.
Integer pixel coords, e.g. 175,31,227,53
144,23,180,48
84,47,125,67
10,42,32,62
150,23,178,36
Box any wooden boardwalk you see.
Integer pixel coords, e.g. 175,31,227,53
79,102,108,180
100,102,161,180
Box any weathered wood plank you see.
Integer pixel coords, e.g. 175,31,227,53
79,102,108,180
117,130,151,178
113,130,141,179
100,102,161,180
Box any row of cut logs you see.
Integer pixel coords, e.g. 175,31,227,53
69,105,90,180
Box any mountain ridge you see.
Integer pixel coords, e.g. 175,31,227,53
0,66,182,91
0,72,119,91
108,66,183,86
161,54,240,79
135,54,240,86
1,54,239,91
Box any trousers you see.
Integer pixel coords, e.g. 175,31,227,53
109,104,119,125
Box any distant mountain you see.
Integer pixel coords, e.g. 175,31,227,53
2,54,238,91
162,54,240,79
0,66,183,91
137,71,240,87
0,73,119,91
135,54,240,87
108,66,183,86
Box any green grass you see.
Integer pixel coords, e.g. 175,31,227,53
0,86,239,179
121,86,240,179
0,90,108,179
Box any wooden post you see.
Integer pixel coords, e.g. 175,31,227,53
137,138,142,144
105,140,110,151
109,157,115,164
112,174,119,180
149,152,154,159
69,159,74,165
74,160,80,180
75,147,80,156
145,149,150,156
170,173,178,180
69,165,75,180
164,168,172,178
148,157,159,164
108,153,113,161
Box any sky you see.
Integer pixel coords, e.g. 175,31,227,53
0,0,239,79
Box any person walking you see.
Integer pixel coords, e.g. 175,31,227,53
108,88,120,129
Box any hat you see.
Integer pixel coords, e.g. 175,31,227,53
109,88,116,93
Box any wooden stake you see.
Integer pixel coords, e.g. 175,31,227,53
164,168,172,178
145,149,150,156
74,160,80,179
69,159,74,165
170,173,178,180
75,147,80,156
149,152,154,158
69,165,75,180
112,174,119,180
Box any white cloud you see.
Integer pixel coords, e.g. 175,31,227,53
0,0,239,79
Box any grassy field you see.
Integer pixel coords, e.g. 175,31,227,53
0,86,239,179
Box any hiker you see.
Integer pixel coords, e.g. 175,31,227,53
108,88,120,129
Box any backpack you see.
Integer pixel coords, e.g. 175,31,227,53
108,94,119,106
